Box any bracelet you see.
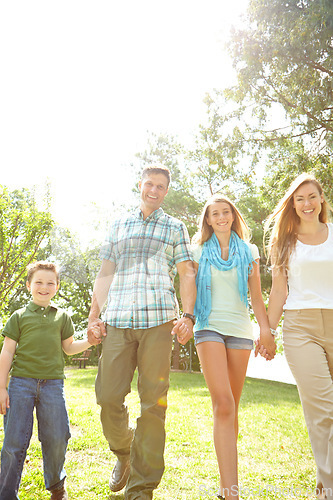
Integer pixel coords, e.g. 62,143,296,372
270,328,278,337
182,312,196,325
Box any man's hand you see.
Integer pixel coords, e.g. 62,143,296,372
171,317,193,345
87,318,107,345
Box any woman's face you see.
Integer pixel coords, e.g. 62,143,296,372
206,201,234,236
293,182,324,223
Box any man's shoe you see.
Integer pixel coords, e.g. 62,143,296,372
109,457,130,492
217,488,225,500
50,486,68,500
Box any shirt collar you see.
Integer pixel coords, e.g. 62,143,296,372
27,301,58,313
136,207,164,221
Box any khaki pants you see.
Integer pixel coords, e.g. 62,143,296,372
283,309,333,498
95,322,173,500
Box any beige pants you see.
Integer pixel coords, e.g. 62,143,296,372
283,309,333,498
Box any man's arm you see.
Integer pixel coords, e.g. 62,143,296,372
172,259,197,345
87,259,116,345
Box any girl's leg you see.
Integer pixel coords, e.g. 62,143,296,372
196,342,250,500
226,347,251,439
0,377,36,500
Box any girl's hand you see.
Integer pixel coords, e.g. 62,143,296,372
254,330,276,360
0,388,10,415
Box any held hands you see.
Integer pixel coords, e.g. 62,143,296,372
0,388,10,415
254,328,277,361
171,317,193,345
87,318,106,345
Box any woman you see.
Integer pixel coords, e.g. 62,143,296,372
262,173,333,499
192,194,273,500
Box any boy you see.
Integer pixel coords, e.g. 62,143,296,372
0,261,93,500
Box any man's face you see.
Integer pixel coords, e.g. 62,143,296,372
139,173,169,214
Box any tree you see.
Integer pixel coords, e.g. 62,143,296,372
226,0,333,152
0,186,53,322
47,227,101,330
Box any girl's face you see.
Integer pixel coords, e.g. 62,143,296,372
206,201,234,236
293,182,324,223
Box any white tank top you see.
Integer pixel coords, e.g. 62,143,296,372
284,223,333,310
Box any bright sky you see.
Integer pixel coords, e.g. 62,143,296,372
1,0,248,242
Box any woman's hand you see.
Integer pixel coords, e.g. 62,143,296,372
255,328,277,360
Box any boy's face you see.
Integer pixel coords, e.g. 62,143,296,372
26,270,59,307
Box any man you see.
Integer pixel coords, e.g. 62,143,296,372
87,165,196,500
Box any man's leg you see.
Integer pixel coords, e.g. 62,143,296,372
125,321,173,500
95,326,138,459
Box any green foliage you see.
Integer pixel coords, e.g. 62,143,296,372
46,227,101,330
189,92,257,194
228,0,333,149
0,186,53,322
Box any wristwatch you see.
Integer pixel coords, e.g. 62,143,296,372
182,312,196,325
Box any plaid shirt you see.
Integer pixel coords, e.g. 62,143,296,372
100,208,193,329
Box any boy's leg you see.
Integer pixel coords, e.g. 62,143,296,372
0,377,36,500
95,326,138,458
36,379,71,491
125,321,173,500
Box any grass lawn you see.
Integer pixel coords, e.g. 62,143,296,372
0,368,318,499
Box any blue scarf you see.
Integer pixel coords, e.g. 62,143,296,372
194,231,256,330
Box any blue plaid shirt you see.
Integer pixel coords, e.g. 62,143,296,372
100,208,193,329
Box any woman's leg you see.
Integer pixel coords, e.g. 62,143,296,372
284,309,333,499
196,341,250,500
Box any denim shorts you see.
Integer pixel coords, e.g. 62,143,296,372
194,329,253,350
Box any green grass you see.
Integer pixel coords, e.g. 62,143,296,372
0,369,318,499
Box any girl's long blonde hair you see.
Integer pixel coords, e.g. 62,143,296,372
192,194,250,245
264,173,332,270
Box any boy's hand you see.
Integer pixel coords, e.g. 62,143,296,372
87,318,106,345
0,388,10,415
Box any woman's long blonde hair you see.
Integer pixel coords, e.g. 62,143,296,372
264,173,332,270
192,194,250,245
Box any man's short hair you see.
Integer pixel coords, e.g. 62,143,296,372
141,165,171,187
26,261,60,284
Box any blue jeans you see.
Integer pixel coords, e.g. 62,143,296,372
0,377,71,500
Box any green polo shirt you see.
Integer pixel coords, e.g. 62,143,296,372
2,301,74,379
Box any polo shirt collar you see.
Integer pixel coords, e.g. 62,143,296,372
136,207,164,221
27,301,58,313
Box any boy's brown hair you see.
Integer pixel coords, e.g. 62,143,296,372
26,261,60,284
